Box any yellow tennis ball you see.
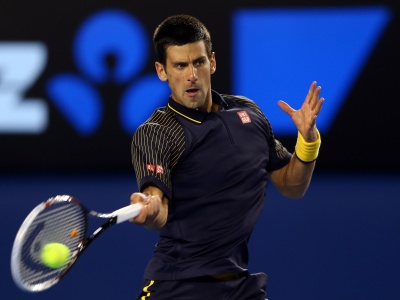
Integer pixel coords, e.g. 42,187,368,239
40,243,71,269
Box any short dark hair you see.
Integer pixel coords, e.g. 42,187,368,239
153,14,212,65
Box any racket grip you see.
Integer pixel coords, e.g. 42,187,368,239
113,203,143,224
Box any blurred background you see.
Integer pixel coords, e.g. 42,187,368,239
1,0,399,299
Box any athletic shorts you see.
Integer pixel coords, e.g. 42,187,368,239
136,272,268,300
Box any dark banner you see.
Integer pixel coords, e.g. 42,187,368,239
1,0,399,172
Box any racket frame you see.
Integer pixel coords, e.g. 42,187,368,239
11,195,142,292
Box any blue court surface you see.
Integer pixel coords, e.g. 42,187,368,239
1,171,399,299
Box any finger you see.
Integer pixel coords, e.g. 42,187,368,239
130,192,149,205
277,100,295,116
310,86,322,109
306,81,317,104
129,204,148,223
313,97,325,115
147,196,162,214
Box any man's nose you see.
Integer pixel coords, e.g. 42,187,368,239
187,65,197,82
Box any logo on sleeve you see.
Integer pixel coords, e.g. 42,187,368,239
237,111,251,124
146,164,164,174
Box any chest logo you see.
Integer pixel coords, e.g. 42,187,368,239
237,111,251,124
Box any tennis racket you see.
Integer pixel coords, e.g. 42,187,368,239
11,194,143,292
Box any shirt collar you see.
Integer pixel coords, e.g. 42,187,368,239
167,90,228,124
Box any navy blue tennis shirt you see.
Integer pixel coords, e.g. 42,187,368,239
131,90,292,280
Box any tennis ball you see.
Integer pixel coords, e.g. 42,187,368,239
40,242,71,269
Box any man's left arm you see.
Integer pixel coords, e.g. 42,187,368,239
269,81,324,199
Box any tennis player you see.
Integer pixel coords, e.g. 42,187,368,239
130,14,324,299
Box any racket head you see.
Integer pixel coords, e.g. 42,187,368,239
11,195,87,292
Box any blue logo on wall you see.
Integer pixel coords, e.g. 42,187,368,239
46,9,169,135
232,6,391,135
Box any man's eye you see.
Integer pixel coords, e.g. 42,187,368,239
194,60,205,67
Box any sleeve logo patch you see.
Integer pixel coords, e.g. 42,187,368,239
237,111,251,124
146,164,164,174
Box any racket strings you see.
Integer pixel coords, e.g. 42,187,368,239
17,200,86,290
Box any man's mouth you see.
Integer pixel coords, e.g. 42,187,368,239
186,88,199,96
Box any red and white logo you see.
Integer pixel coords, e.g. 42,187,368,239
156,164,164,174
237,111,251,124
146,164,164,174
146,164,155,172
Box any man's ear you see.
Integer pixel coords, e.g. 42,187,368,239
155,62,168,81
210,52,216,74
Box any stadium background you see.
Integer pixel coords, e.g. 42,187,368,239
1,0,399,299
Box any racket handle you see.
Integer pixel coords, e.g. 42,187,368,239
113,203,143,224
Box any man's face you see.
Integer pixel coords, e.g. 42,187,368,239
155,41,216,111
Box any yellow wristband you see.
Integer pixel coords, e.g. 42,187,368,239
294,130,321,163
